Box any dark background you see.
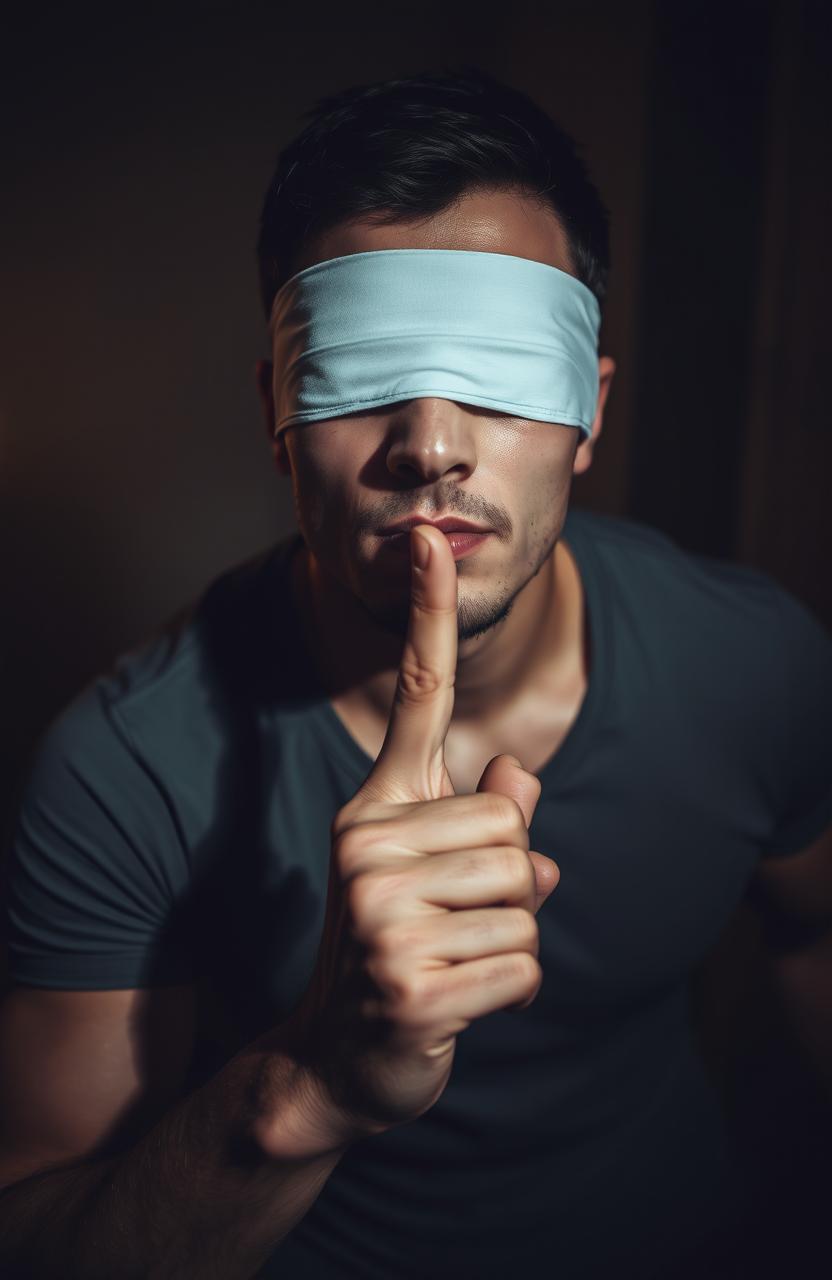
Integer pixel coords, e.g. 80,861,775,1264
2,0,830,1270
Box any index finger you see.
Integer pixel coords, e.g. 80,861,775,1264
364,524,458,800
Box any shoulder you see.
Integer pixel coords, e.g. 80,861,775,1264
565,505,682,561
23,536,301,801
565,505,821,653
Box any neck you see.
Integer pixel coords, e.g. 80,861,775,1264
289,531,584,731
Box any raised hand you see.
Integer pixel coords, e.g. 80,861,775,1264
272,524,560,1151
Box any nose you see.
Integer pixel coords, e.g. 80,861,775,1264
385,398,477,485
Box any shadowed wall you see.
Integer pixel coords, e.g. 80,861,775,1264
1,1,652,822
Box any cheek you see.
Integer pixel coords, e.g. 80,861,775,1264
290,437,358,540
304,490,326,539
287,448,327,538
517,449,572,527
508,456,573,574
494,423,574,491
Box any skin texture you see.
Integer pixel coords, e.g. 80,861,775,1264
255,187,617,791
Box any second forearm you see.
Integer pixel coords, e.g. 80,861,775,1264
0,1038,352,1280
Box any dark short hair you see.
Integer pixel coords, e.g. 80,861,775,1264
256,65,610,322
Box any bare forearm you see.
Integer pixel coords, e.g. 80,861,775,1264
0,1038,351,1280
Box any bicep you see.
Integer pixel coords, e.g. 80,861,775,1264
0,982,196,1191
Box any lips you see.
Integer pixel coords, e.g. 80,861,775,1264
378,527,491,561
378,516,492,536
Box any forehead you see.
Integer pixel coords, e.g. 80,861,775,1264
291,187,576,280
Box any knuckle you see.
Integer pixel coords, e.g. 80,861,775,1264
363,949,399,994
509,808,531,849
334,820,400,871
346,869,405,928
395,656,451,706
483,958,512,986
502,847,535,893
345,873,384,933
509,952,542,991
483,792,527,845
390,972,427,1017
491,952,537,988
375,923,417,958
332,825,367,873
457,851,488,880
508,907,539,952
482,791,517,827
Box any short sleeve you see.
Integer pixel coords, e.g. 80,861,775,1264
758,585,832,857
4,685,196,989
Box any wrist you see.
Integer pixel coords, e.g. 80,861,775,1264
248,1031,383,1163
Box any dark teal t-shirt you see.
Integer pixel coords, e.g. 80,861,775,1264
6,506,832,1278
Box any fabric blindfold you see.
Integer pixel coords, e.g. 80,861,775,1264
269,248,601,441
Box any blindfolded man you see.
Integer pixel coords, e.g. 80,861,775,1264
2,65,831,1280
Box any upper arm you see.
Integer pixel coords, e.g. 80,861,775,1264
0,981,196,1191
6,696,196,992
1,656,205,1190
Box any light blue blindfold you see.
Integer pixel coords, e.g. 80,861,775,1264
269,248,601,441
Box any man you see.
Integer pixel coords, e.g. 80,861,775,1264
1,66,831,1280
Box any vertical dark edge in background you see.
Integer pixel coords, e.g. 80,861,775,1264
738,0,832,627
629,0,775,559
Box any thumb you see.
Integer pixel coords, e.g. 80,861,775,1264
476,753,541,828
476,754,559,912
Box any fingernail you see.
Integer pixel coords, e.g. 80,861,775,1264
506,755,523,768
412,531,431,570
